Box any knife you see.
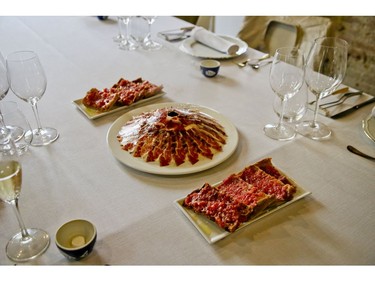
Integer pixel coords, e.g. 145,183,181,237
331,97,375,119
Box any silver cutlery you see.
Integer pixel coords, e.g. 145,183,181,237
308,87,350,105
236,53,270,67
320,91,363,109
249,60,272,70
347,145,375,161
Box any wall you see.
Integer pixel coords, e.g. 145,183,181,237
329,16,375,96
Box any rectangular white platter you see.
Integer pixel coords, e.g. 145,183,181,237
73,91,165,120
174,177,311,244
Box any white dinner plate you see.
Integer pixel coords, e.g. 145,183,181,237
174,172,311,244
179,35,248,59
362,110,375,142
106,102,239,175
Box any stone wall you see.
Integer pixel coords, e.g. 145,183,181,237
328,16,375,96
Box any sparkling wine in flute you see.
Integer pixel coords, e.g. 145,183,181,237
0,157,50,262
0,160,21,202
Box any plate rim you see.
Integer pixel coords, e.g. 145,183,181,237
106,102,239,175
174,172,312,244
179,35,248,59
362,113,375,142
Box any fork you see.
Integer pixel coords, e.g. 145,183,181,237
308,87,350,105
320,92,363,109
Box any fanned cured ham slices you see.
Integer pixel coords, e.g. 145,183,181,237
183,158,297,232
117,107,227,166
82,77,163,112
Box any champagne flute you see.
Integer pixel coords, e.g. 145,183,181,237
142,16,162,51
119,16,137,51
0,152,50,262
6,51,59,146
264,47,305,140
296,37,348,140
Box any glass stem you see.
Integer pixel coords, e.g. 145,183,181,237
30,101,43,132
146,21,152,42
311,93,322,128
277,97,287,130
10,198,30,240
117,17,123,38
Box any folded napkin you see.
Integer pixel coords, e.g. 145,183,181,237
191,27,239,55
308,88,375,118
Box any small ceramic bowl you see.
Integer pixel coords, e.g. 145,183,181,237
55,219,97,261
200,59,220,78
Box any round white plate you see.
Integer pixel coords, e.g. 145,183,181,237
106,102,238,175
179,35,248,59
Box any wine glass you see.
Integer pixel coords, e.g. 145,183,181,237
113,16,125,43
296,37,348,140
273,82,308,123
0,151,50,262
0,51,12,149
264,47,305,140
6,51,59,146
0,101,32,155
0,52,8,102
119,16,137,51
142,16,162,51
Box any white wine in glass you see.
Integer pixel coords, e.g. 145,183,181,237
296,37,348,140
0,155,50,262
6,51,59,146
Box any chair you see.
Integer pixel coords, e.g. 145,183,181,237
175,16,215,32
237,16,332,56
264,20,301,56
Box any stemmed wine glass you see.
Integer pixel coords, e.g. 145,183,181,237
6,51,59,146
0,52,8,102
142,16,162,51
113,16,125,43
0,51,13,149
296,37,348,140
0,151,50,262
264,47,305,140
119,16,137,51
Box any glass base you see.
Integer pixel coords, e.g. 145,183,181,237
142,40,162,51
25,127,59,146
295,120,332,140
263,123,296,141
119,40,138,51
113,34,124,43
6,228,50,262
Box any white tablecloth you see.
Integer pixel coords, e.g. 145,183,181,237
0,16,374,267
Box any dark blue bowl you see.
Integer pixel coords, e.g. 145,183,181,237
55,219,97,261
200,59,220,78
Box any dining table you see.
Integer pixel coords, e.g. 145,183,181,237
0,16,374,268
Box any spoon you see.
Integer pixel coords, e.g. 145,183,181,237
236,53,270,67
249,60,272,69
347,145,375,161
